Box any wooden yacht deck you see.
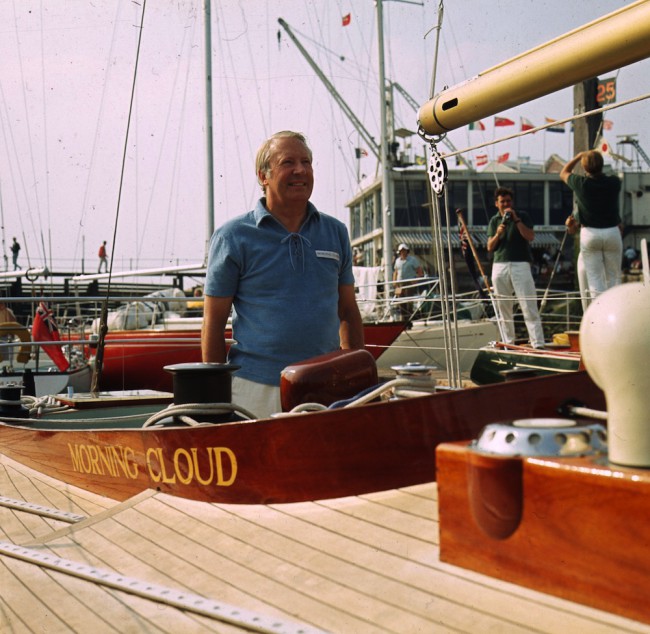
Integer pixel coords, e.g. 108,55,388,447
1,454,648,634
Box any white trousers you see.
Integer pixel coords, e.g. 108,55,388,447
232,376,282,420
492,262,545,348
577,252,590,312
580,226,622,300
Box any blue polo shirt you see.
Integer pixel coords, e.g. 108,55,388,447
205,199,355,386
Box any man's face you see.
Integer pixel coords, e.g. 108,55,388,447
495,194,513,215
260,137,314,209
399,248,409,259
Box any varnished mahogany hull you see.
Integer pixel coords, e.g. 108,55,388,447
437,441,650,625
94,322,406,392
0,371,604,504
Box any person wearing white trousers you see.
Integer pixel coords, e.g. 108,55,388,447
561,150,622,303
578,225,622,298
487,187,545,349
491,261,545,347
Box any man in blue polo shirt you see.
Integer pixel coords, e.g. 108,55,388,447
202,131,364,417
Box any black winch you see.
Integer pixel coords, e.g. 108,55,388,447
0,384,30,419
164,362,241,423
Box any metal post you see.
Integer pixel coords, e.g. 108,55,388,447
204,0,215,258
376,0,393,283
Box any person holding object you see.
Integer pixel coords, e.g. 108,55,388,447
202,131,364,418
487,186,545,349
560,150,622,300
392,243,423,318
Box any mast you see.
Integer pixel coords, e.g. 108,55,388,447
573,79,601,156
204,1,215,255
377,0,393,282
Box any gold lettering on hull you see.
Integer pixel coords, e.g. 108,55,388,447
68,444,139,480
68,444,238,489
146,446,237,487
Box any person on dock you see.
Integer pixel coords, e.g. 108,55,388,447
392,243,423,319
186,287,204,315
561,150,622,301
97,241,108,273
11,238,20,270
0,302,17,324
487,186,545,349
202,130,364,418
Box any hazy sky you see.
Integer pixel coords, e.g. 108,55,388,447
1,0,647,272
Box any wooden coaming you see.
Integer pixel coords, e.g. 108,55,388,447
437,441,650,625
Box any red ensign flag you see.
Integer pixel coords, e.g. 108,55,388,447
32,302,70,372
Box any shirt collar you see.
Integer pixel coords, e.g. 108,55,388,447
253,198,320,228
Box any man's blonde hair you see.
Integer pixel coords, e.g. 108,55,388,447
255,131,312,191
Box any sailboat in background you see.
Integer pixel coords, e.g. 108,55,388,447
0,302,91,396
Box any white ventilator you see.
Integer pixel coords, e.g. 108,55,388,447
580,280,650,467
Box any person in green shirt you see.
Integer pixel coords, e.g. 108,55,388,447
487,187,545,348
561,150,622,302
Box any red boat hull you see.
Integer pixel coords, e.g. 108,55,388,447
95,322,406,391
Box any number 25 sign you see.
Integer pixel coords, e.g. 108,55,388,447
597,77,617,104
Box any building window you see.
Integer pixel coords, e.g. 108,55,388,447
394,180,429,227
376,190,382,228
351,204,361,239
471,181,496,225
549,181,574,225
472,181,545,226
446,181,469,225
364,196,374,234
513,182,544,225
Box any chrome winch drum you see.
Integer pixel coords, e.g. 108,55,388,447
470,418,608,457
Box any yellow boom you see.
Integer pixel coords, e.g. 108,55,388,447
418,0,650,135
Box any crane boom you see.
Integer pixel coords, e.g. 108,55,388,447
278,18,380,160
619,135,650,169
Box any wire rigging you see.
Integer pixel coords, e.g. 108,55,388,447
71,0,125,270
441,92,650,160
213,2,260,218
91,0,148,395
134,3,198,265
10,2,44,267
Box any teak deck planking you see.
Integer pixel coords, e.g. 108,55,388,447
1,456,648,633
